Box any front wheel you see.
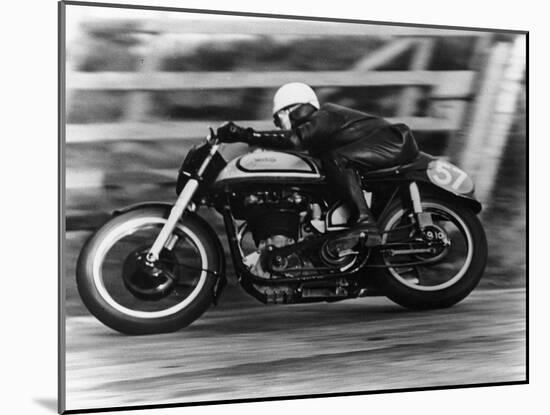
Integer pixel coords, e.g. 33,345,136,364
76,207,221,334
376,196,487,310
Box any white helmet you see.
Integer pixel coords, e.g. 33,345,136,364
272,82,320,115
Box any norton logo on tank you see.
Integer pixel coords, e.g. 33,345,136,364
250,157,277,163
238,151,315,173
217,151,322,181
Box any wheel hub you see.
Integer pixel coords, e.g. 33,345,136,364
421,224,450,245
122,248,178,301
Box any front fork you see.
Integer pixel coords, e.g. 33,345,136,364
146,142,220,263
145,179,199,262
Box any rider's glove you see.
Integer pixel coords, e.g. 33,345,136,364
216,122,253,143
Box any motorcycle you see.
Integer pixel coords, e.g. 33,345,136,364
76,128,488,335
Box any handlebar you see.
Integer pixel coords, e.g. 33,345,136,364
206,127,220,146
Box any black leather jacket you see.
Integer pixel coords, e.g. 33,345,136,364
249,103,419,169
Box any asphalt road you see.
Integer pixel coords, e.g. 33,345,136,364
64,287,526,412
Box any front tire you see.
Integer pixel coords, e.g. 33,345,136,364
76,207,221,335
377,196,487,310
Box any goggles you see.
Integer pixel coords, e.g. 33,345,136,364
273,104,299,129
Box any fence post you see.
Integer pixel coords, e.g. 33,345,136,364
458,42,510,174
445,34,493,164
124,33,165,121
474,35,526,207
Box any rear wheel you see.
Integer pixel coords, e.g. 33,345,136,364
377,196,487,309
76,207,220,334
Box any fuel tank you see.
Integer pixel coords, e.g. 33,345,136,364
213,150,324,187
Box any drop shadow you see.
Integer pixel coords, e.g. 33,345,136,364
34,398,57,412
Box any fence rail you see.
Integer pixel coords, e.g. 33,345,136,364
66,117,461,143
67,70,475,95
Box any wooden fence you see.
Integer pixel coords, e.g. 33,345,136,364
64,18,526,229
66,19,491,143
66,70,477,143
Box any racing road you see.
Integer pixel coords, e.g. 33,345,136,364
64,285,526,411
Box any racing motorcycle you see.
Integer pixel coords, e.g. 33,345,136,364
76,128,487,335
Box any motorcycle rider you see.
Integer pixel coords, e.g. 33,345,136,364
216,82,420,247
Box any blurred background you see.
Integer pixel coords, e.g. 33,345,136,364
64,5,526,317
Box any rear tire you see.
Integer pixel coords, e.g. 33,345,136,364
76,207,220,335
377,196,487,310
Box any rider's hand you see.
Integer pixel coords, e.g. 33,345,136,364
216,122,251,143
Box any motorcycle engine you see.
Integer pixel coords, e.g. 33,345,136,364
242,190,307,243
237,189,311,278
251,234,304,278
